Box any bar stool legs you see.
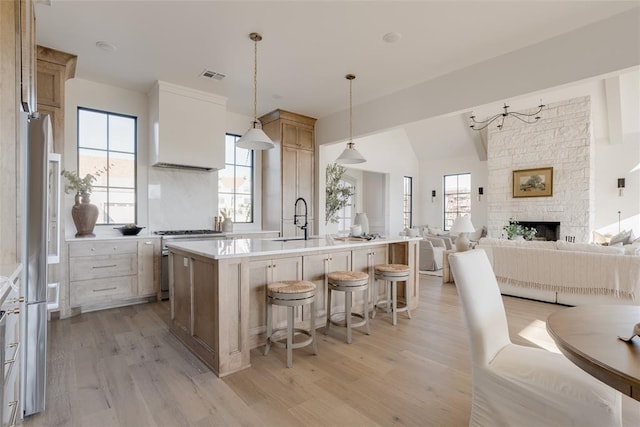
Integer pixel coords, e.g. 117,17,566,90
325,271,370,344
264,280,317,368
373,264,411,326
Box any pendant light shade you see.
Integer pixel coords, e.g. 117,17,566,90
237,32,274,150
336,74,365,164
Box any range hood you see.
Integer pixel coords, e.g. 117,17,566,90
149,81,227,172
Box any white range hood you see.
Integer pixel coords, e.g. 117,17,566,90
149,81,227,171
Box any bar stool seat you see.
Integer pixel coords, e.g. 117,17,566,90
264,280,317,368
325,271,370,344
373,264,411,326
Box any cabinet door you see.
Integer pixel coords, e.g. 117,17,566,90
281,122,314,151
297,148,314,220
281,147,297,223
247,259,272,338
170,252,191,335
137,239,157,296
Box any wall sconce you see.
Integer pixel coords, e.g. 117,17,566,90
477,187,484,202
618,178,625,196
431,190,436,203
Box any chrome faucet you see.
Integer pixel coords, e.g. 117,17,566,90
294,197,309,240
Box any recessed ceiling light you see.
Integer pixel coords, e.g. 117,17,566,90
95,41,117,52
382,32,402,44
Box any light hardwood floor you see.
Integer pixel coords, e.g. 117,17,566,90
24,276,639,426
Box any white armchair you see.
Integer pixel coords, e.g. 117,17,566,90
449,250,621,427
419,237,446,271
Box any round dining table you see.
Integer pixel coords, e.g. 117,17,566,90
546,305,640,401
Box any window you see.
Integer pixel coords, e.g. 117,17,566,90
444,173,471,230
218,134,254,223
77,107,137,225
403,176,413,229
336,177,355,233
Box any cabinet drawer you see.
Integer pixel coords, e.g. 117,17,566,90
70,276,136,306
69,240,138,257
70,254,137,281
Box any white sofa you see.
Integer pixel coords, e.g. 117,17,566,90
477,238,640,305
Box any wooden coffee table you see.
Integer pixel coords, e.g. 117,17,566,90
547,305,640,401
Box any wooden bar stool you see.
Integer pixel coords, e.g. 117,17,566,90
264,280,317,368
325,271,370,344
373,264,411,326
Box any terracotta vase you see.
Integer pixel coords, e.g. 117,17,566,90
71,193,99,237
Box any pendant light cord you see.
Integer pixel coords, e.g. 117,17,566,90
349,77,353,145
253,37,258,123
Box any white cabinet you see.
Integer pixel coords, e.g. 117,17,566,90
68,238,160,312
149,81,227,171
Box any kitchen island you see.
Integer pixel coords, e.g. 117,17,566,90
166,236,421,377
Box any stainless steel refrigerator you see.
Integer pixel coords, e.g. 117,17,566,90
20,112,50,416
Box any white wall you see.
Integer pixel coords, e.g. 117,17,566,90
64,78,149,237
64,78,256,235
417,156,488,232
318,128,420,237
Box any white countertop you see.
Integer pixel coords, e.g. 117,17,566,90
65,229,279,242
166,236,422,260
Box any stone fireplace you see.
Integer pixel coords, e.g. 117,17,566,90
486,96,594,243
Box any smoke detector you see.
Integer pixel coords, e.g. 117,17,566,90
199,69,226,81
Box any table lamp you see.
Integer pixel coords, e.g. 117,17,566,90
450,215,475,252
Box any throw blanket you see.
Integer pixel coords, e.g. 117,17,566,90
492,246,640,299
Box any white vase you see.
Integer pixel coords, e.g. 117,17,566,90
354,212,369,235
222,218,233,232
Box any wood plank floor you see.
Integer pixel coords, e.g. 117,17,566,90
24,276,639,426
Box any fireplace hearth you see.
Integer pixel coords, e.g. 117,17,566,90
519,221,560,241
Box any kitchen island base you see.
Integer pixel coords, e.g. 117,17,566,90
168,237,419,377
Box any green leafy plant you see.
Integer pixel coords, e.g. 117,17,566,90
61,166,108,196
325,163,354,225
503,218,537,240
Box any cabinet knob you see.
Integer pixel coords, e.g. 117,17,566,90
91,247,95,251
6,308,20,315
144,241,152,245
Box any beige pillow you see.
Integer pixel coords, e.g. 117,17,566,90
592,230,612,245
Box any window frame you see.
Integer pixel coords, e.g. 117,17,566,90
336,175,356,234
403,176,413,229
218,133,255,224
443,173,471,231
77,106,138,226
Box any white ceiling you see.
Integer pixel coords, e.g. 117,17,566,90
35,0,640,122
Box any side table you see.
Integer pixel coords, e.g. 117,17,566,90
442,249,456,284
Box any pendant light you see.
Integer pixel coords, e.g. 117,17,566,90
336,74,366,164
236,32,274,150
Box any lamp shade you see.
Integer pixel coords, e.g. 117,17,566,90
236,125,274,150
450,215,475,235
336,143,366,164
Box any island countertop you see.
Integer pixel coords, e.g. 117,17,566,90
165,235,422,260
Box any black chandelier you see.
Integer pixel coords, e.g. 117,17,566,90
469,102,545,131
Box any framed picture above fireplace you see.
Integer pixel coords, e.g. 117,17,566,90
512,167,553,198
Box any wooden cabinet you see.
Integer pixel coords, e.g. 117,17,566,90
302,250,351,324
352,245,389,305
68,238,160,312
247,256,302,346
260,110,317,238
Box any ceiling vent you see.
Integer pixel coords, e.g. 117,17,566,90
199,69,226,81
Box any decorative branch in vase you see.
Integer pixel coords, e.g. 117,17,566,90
61,166,108,237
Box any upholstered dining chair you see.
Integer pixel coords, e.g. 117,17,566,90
449,250,622,427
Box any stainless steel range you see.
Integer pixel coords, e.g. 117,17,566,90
155,229,224,299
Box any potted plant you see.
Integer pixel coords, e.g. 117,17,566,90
325,163,354,225
61,167,107,237
503,218,537,240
